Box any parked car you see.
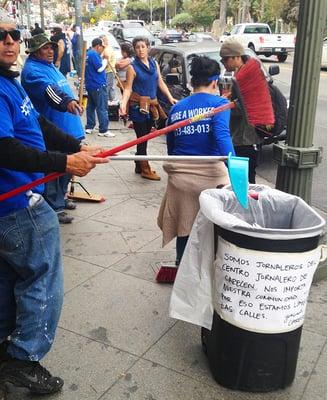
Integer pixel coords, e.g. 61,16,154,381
112,26,161,47
96,20,121,31
150,42,286,144
187,32,215,42
322,37,327,69
158,29,183,44
220,23,295,63
83,28,122,60
120,19,145,27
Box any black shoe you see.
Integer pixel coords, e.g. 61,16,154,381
64,199,77,210
0,359,64,394
58,211,74,224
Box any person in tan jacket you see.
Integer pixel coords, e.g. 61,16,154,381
100,35,117,103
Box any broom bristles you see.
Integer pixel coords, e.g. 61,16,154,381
235,58,275,126
156,265,178,283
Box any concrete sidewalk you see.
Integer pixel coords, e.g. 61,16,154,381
6,120,327,400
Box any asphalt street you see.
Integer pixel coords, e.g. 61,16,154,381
258,55,327,213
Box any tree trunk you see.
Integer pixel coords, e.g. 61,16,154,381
217,0,227,35
241,0,250,22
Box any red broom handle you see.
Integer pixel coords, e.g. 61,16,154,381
0,102,234,202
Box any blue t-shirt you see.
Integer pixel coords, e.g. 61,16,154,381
167,93,235,156
21,57,84,140
85,49,106,91
0,77,46,217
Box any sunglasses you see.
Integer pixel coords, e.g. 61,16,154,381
0,29,21,42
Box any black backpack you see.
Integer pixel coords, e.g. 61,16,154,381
256,81,288,137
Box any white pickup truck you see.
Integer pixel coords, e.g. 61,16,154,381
219,23,295,62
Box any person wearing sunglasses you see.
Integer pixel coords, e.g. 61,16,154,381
21,33,85,224
0,10,107,397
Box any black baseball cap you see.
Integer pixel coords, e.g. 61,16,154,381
92,38,104,47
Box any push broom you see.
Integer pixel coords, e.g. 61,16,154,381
68,41,106,203
0,58,274,205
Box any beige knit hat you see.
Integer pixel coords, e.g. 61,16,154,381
220,39,245,57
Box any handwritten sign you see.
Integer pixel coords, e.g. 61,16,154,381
214,237,321,333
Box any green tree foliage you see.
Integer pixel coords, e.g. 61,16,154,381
224,0,299,28
125,0,149,20
186,0,218,30
171,12,193,29
84,4,114,24
280,0,299,26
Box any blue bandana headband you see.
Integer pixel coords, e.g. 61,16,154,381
207,74,220,82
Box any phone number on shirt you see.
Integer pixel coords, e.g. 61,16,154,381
176,123,210,136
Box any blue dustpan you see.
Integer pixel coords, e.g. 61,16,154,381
227,153,249,209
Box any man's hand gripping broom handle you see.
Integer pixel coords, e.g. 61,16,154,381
0,102,235,202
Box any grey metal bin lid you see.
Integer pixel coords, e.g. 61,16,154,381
199,185,326,240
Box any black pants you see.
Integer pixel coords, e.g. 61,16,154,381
176,236,189,266
133,120,153,155
234,145,259,184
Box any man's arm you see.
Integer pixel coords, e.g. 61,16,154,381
0,137,67,172
45,84,82,115
0,136,108,176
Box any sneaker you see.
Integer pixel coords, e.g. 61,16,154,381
85,128,93,134
98,131,116,137
0,358,64,394
57,211,74,224
64,199,77,210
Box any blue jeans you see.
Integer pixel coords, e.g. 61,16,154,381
86,85,109,133
0,197,63,361
106,72,116,101
44,173,71,213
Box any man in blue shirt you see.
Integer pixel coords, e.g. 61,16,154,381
70,24,80,75
0,11,107,396
22,33,85,224
85,37,115,137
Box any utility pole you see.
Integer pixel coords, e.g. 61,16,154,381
274,0,327,203
74,0,84,77
273,0,327,279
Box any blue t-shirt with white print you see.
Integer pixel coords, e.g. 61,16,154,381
167,93,235,156
0,76,45,217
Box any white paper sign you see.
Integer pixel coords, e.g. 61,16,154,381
214,237,321,333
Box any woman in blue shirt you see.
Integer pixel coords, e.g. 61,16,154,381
120,36,176,180
158,56,235,274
